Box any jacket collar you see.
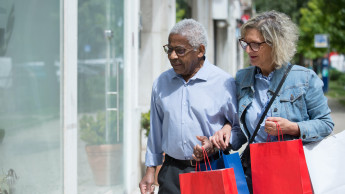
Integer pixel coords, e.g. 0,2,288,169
268,64,290,94
240,66,256,90
240,64,290,94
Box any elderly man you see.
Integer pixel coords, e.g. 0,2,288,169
139,19,239,194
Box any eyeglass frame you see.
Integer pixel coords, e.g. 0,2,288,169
238,39,267,52
163,44,195,57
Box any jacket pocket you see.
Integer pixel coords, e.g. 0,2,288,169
279,87,303,103
279,87,306,120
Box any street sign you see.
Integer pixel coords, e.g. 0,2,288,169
314,34,329,48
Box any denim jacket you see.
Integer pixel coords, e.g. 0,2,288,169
230,64,334,150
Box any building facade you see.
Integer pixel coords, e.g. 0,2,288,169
0,0,251,193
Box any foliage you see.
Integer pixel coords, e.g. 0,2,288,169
140,110,150,137
78,75,105,112
329,68,343,81
327,68,345,106
254,0,308,64
255,0,345,62
299,0,345,59
0,129,4,144
176,0,191,22
338,73,345,86
0,4,14,56
328,80,345,106
0,169,18,194
255,0,308,24
78,0,124,59
79,111,121,145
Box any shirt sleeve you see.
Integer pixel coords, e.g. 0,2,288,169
225,78,247,150
145,83,164,167
297,70,334,143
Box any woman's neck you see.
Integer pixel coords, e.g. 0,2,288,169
259,64,275,77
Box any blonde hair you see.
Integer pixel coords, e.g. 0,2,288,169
240,10,299,68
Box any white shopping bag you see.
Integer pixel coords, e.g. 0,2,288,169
303,130,345,194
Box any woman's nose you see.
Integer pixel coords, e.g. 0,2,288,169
245,45,252,53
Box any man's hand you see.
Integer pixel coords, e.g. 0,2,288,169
193,136,214,161
139,166,156,194
210,123,231,150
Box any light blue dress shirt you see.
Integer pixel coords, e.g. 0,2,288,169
245,69,278,143
145,59,240,167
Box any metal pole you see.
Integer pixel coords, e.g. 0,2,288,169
105,0,111,143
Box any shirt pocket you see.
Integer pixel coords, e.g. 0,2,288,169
279,87,306,120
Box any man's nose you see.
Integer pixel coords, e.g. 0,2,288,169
169,50,178,59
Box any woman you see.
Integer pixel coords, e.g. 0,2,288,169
193,10,334,192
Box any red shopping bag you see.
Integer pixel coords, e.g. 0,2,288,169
250,137,312,194
179,148,238,194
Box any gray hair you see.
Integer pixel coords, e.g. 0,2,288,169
241,10,299,68
170,19,208,51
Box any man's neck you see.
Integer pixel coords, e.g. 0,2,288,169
183,59,205,82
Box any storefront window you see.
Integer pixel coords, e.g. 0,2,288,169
0,1,62,193
77,0,124,193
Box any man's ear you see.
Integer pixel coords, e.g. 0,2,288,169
197,45,205,58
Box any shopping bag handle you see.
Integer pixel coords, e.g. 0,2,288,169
276,122,284,141
195,147,213,171
266,121,284,142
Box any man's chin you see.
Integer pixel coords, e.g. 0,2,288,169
172,68,183,75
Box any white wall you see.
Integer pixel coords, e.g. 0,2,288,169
130,0,176,193
63,0,78,193
124,0,141,193
191,0,243,77
139,0,176,110
191,0,215,64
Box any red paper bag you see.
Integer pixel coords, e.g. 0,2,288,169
180,147,238,194
250,139,312,194
179,168,238,194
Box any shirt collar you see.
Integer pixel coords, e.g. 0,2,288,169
255,67,275,81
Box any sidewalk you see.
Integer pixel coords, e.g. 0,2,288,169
327,97,345,135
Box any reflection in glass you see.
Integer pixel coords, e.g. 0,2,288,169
77,0,124,193
0,1,61,193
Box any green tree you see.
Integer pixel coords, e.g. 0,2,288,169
299,0,345,59
176,0,191,22
254,0,309,64
255,0,308,24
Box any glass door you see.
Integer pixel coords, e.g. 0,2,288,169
77,0,124,193
0,0,62,193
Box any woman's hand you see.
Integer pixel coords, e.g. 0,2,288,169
265,117,300,136
210,123,231,150
193,136,214,161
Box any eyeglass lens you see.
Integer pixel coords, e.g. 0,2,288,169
163,45,187,56
239,40,261,52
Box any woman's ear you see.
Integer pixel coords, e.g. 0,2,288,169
197,45,205,58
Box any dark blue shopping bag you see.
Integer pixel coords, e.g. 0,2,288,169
200,151,249,194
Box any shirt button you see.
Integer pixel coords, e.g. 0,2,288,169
290,95,294,101
184,141,187,144
273,108,278,112
302,134,306,139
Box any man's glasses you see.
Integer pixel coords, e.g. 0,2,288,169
163,44,194,57
238,39,266,52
